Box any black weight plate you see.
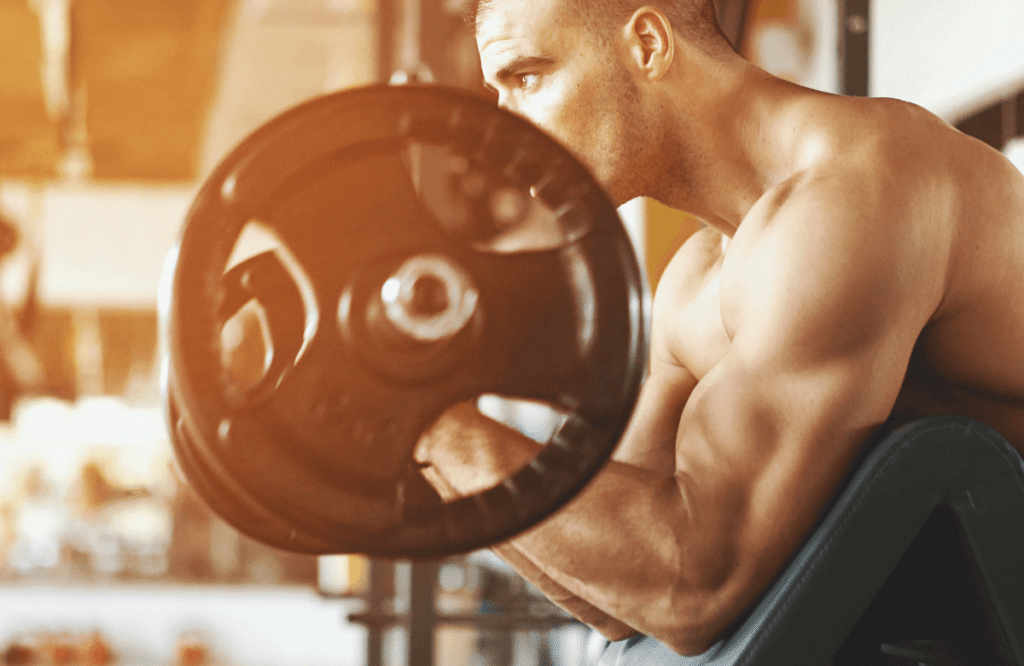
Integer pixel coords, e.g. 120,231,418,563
163,84,648,558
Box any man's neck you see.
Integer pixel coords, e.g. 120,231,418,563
646,52,816,236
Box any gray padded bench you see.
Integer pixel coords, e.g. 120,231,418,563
591,416,1024,665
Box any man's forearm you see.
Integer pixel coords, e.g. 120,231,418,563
415,403,708,646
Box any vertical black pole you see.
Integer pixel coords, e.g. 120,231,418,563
408,562,438,666
839,0,870,96
366,560,394,666
713,0,754,53
1017,91,1024,140
1002,95,1018,148
377,0,398,82
418,0,446,82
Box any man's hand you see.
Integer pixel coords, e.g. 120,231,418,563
414,402,538,499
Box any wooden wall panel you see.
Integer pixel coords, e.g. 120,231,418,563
76,0,236,181
0,0,60,178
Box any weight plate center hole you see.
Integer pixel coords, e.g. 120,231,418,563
380,254,479,344
409,275,449,317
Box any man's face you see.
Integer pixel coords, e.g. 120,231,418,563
476,0,650,204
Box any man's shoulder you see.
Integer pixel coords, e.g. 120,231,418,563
723,119,959,344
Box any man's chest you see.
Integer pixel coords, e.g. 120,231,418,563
655,255,733,381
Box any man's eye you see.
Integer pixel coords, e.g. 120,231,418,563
519,73,539,90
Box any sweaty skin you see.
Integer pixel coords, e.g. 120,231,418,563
415,0,1024,655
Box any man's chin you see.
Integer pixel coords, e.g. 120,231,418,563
556,148,634,205
601,180,638,208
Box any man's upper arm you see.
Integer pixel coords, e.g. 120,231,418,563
669,172,950,638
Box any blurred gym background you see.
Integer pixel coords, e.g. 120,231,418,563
0,0,1021,665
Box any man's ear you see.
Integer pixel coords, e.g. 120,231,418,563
623,6,674,81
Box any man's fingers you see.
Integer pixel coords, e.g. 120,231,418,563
414,402,540,497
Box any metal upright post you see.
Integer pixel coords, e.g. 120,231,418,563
713,0,754,52
1002,94,1018,147
366,560,395,666
839,0,870,97
408,562,439,666
377,0,398,82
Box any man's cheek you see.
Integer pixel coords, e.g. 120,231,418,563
526,91,568,137
528,113,565,147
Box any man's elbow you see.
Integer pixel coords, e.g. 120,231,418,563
591,621,638,643
652,579,745,656
657,602,729,656
661,625,724,657
588,612,719,656
587,594,723,653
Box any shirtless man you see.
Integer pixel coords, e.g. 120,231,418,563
413,0,1024,656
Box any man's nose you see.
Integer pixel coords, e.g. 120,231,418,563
496,95,525,120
